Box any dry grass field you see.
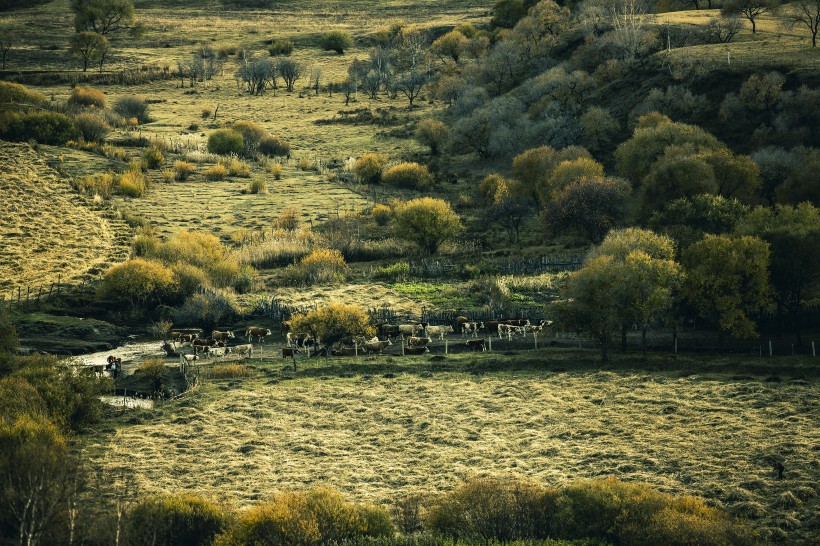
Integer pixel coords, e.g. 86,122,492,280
86,355,819,543
0,142,130,295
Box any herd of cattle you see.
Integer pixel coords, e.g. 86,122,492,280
163,317,553,361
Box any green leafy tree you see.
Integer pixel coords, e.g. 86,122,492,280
587,228,682,352
682,234,770,339
71,0,135,35
640,151,718,214
738,203,820,344
393,197,464,255
648,194,750,252
290,304,375,356
414,118,449,155
614,113,723,184
555,255,624,361
431,30,468,63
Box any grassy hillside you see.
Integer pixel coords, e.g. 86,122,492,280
0,142,130,295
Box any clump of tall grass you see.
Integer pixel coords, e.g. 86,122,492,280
115,169,148,197
219,156,251,177
173,160,197,181
281,248,347,285
203,164,228,181
209,364,254,379
236,228,315,268
247,178,268,194
67,85,106,109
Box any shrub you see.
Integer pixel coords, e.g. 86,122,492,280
172,291,240,332
353,153,387,184
98,258,178,308
0,81,47,107
220,157,251,177
207,128,245,156
258,135,291,157
320,30,354,54
415,118,449,155
116,169,147,197
382,162,434,191
74,112,110,143
373,261,409,282
267,39,294,56
394,197,464,255
201,107,212,119
236,229,313,268
76,171,115,197
217,44,238,58
273,207,300,231
286,248,348,285
68,85,105,108
162,169,175,183
203,164,228,181
139,358,168,394
479,173,513,205
141,146,165,169
232,120,269,155
113,95,150,124
125,494,229,546
0,111,79,144
546,157,606,197
174,161,197,181
170,262,208,299
248,178,268,194
297,157,313,171
215,492,320,546
268,162,283,179
371,204,392,226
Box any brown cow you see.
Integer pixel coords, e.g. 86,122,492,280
407,336,431,347
246,327,273,343
280,320,292,334
403,346,429,355
466,338,486,351
455,315,470,333
282,346,300,358
212,330,235,342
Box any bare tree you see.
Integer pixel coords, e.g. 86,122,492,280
703,14,744,43
722,0,783,33
0,39,11,70
237,56,277,95
277,58,303,92
783,0,820,46
70,31,108,72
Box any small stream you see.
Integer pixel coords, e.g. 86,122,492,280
71,340,167,368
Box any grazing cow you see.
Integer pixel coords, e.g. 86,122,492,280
228,344,253,358
280,320,292,334
525,324,543,334
403,346,430,355
193,338,214,348
454,315,470,334
425,325,453,340
291,333,313,348
180,353,199,364
483,320,502,334
171,331,198,343
505,319,530,327
364,336,391,353
205,346,226,358
80,365,105,377
380,324,400,338
539,319,553,328
246,327,273,343
407,336,432,347
282,346,300,358
462,322,482,338
212,330,235,342
399,324,424,337
162,342,180,357
466,338,486,352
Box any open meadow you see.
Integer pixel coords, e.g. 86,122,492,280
86,352,820,544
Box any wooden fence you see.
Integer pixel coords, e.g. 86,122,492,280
406,255,583,278
0,275,95,311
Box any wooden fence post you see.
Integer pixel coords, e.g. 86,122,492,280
769,340,773,357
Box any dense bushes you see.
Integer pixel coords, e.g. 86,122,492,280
268,38,294,56
0,81,47,107
382,162,435,191
428,477,751,546
125,494,229,546
68,85,106,108
320,30,354,54
113,95,151,124
74,112,111,142
98,258,179,308
208,128,245,155
258,135,291,157
354,153,387,184
0,111,79,144
282,248,348,285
